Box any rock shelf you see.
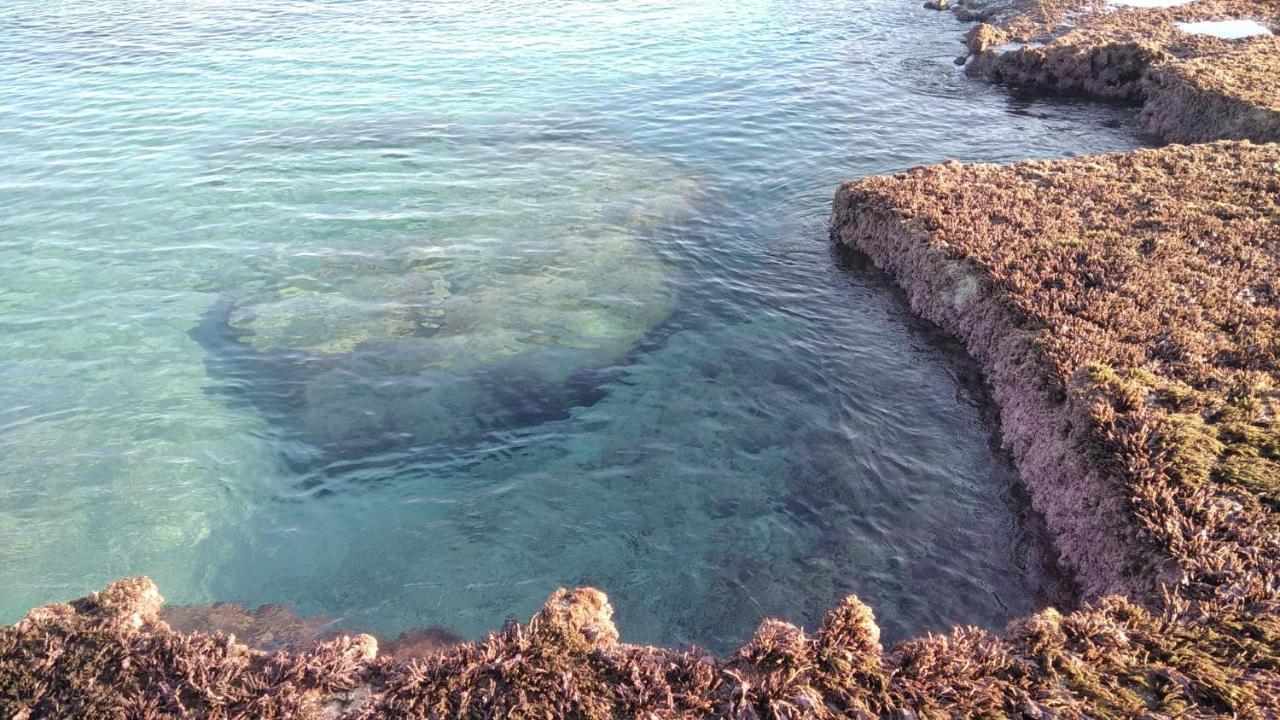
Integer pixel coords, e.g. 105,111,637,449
4,570,1279,717
949,0,1280,142
831,140,1280,717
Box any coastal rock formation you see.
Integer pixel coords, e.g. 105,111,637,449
6,570,1279,716
831,140,1280,713
943,0,1280,142
833,141,1280,608
1139,41,1280,142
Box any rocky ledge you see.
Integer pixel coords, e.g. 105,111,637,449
943,0,1280,143
5,569,1280,718
831,140,1280,717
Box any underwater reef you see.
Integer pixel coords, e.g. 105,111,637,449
944,0,1280,143
192,127,696,458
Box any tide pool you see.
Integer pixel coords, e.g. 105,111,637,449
0,0,1142,651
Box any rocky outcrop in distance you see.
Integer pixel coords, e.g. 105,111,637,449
941,0,1280,143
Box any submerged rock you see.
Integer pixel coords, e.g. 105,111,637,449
196,127,699,452
280,229,677,450
161,600,342,653
161,600,465,659
227,263,450,356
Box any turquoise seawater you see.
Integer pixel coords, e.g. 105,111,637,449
1,0,1140,651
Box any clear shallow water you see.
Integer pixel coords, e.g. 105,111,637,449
0,0,1140,652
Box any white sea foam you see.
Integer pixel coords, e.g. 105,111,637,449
1109,0,1195,8
995,41,1045,53
1175,19,1274,38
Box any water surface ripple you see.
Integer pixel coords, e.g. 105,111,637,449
0,0,1141,651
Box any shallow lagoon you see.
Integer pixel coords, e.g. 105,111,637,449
0,0,1140,651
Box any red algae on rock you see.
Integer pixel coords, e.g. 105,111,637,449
830,140,1280,715
1139,37,1280,143
834,141,1280,606
6,571,1280,716
944,0,1280,142
0,578,378,719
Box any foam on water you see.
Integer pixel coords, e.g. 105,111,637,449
1176,19,1273,38
995,41,1046,53
1109,0,1196,8
0,0,1143,651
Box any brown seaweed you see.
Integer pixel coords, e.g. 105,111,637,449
5,574,1279,717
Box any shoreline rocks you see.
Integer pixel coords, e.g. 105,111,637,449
942,0,1280,142
835,139,1280,605
6,563,1279,716
830,140,1280,715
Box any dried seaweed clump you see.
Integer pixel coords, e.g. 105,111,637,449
7,576,1280,716
0,578,376,719
941,0,1280,142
